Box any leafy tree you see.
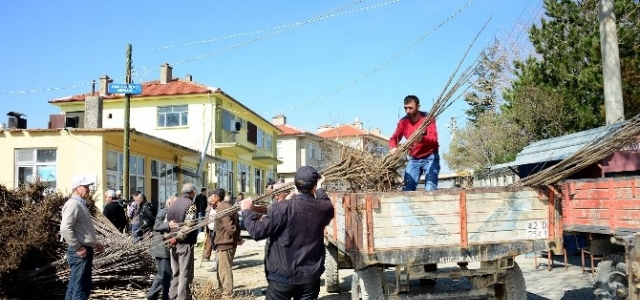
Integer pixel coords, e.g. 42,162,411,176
444,111,528,172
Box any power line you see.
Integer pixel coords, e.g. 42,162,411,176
0,0,387,96
265,0,478,116
137,0,402,53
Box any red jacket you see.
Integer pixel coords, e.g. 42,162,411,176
389,112,439,159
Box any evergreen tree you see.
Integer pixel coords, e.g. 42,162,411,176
504,0,640,136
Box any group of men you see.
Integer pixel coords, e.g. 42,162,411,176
59,95,438,300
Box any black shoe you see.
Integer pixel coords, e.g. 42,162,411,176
261,289,267,295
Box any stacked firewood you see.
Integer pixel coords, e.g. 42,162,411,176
0,182,155,299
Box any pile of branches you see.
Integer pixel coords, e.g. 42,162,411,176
514,113,640,186
0,182,155,299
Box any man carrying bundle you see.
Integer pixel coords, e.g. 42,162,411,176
240,166,334,299
389,95,441,191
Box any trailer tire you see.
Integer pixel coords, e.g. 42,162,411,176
352,267,384,300
594,255,628,300
494,262,526,300
325,244,340,293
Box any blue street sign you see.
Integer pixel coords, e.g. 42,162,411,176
108,83,142,95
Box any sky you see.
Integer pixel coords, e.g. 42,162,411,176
0,0,542,172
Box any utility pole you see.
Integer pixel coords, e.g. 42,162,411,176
123,44,132,198
598,0,624,124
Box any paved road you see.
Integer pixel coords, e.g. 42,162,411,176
194,233,597,300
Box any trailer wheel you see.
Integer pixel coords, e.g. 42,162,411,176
325,244,340,293
594,256,628,300
351,267,384,300
494,262,526,300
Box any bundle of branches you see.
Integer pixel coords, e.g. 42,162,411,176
0,182,69,275
514,114,640,186
0,182,155,299
5,214,155,299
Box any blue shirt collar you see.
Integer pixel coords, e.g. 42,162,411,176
71,194,87,206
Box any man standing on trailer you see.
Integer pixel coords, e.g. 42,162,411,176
389,95,440,191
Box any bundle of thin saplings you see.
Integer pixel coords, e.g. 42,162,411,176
0,182,156,299
514,113,640,186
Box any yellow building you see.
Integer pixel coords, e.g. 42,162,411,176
0,128,219,208
49,64,281,198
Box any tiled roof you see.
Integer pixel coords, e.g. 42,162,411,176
276,124,305,135
49,79,215,103
317,124,370,139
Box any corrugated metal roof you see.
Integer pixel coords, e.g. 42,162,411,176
491,121,626,170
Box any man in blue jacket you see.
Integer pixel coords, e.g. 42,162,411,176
240,166,334,300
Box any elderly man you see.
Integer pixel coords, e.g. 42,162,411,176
147,195,177,300
60,175,104,300
214,188,242,297
102,189,127,233
166,183,198,300
115,190,124,206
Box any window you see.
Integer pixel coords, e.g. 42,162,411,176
157,105,188,127
257,128,264,148
277,141,283,160
318,147,323,160
267,170,275,186
181,167,199,185
238,163,251,193
247,122,258,144
265,133,273,151
151,160,178,207
217,159,233,194
106,150,145,197
15,149,57,190
255,168,263,194
222,110,236,131
308,143,315,159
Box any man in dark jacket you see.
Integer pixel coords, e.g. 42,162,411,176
147,196,175,300
214,188,242,296
240,166,334,300
194,187,208,231
166,183,198,300
103,189,127,233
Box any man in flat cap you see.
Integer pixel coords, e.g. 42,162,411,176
240,166,334,299
60,175,104,300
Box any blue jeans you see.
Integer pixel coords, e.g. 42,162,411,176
403,153,440,191
65,246,94,300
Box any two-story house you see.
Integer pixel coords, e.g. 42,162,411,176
317,117,389,156
49,63,280,199
271,115,335,182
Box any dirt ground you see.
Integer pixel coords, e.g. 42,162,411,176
193,232,597,300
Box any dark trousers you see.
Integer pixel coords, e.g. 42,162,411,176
266,279,321,300
65,246,94,300
147,257,171,300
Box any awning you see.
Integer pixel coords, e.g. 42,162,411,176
253,155,282,165
215,142,255,155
